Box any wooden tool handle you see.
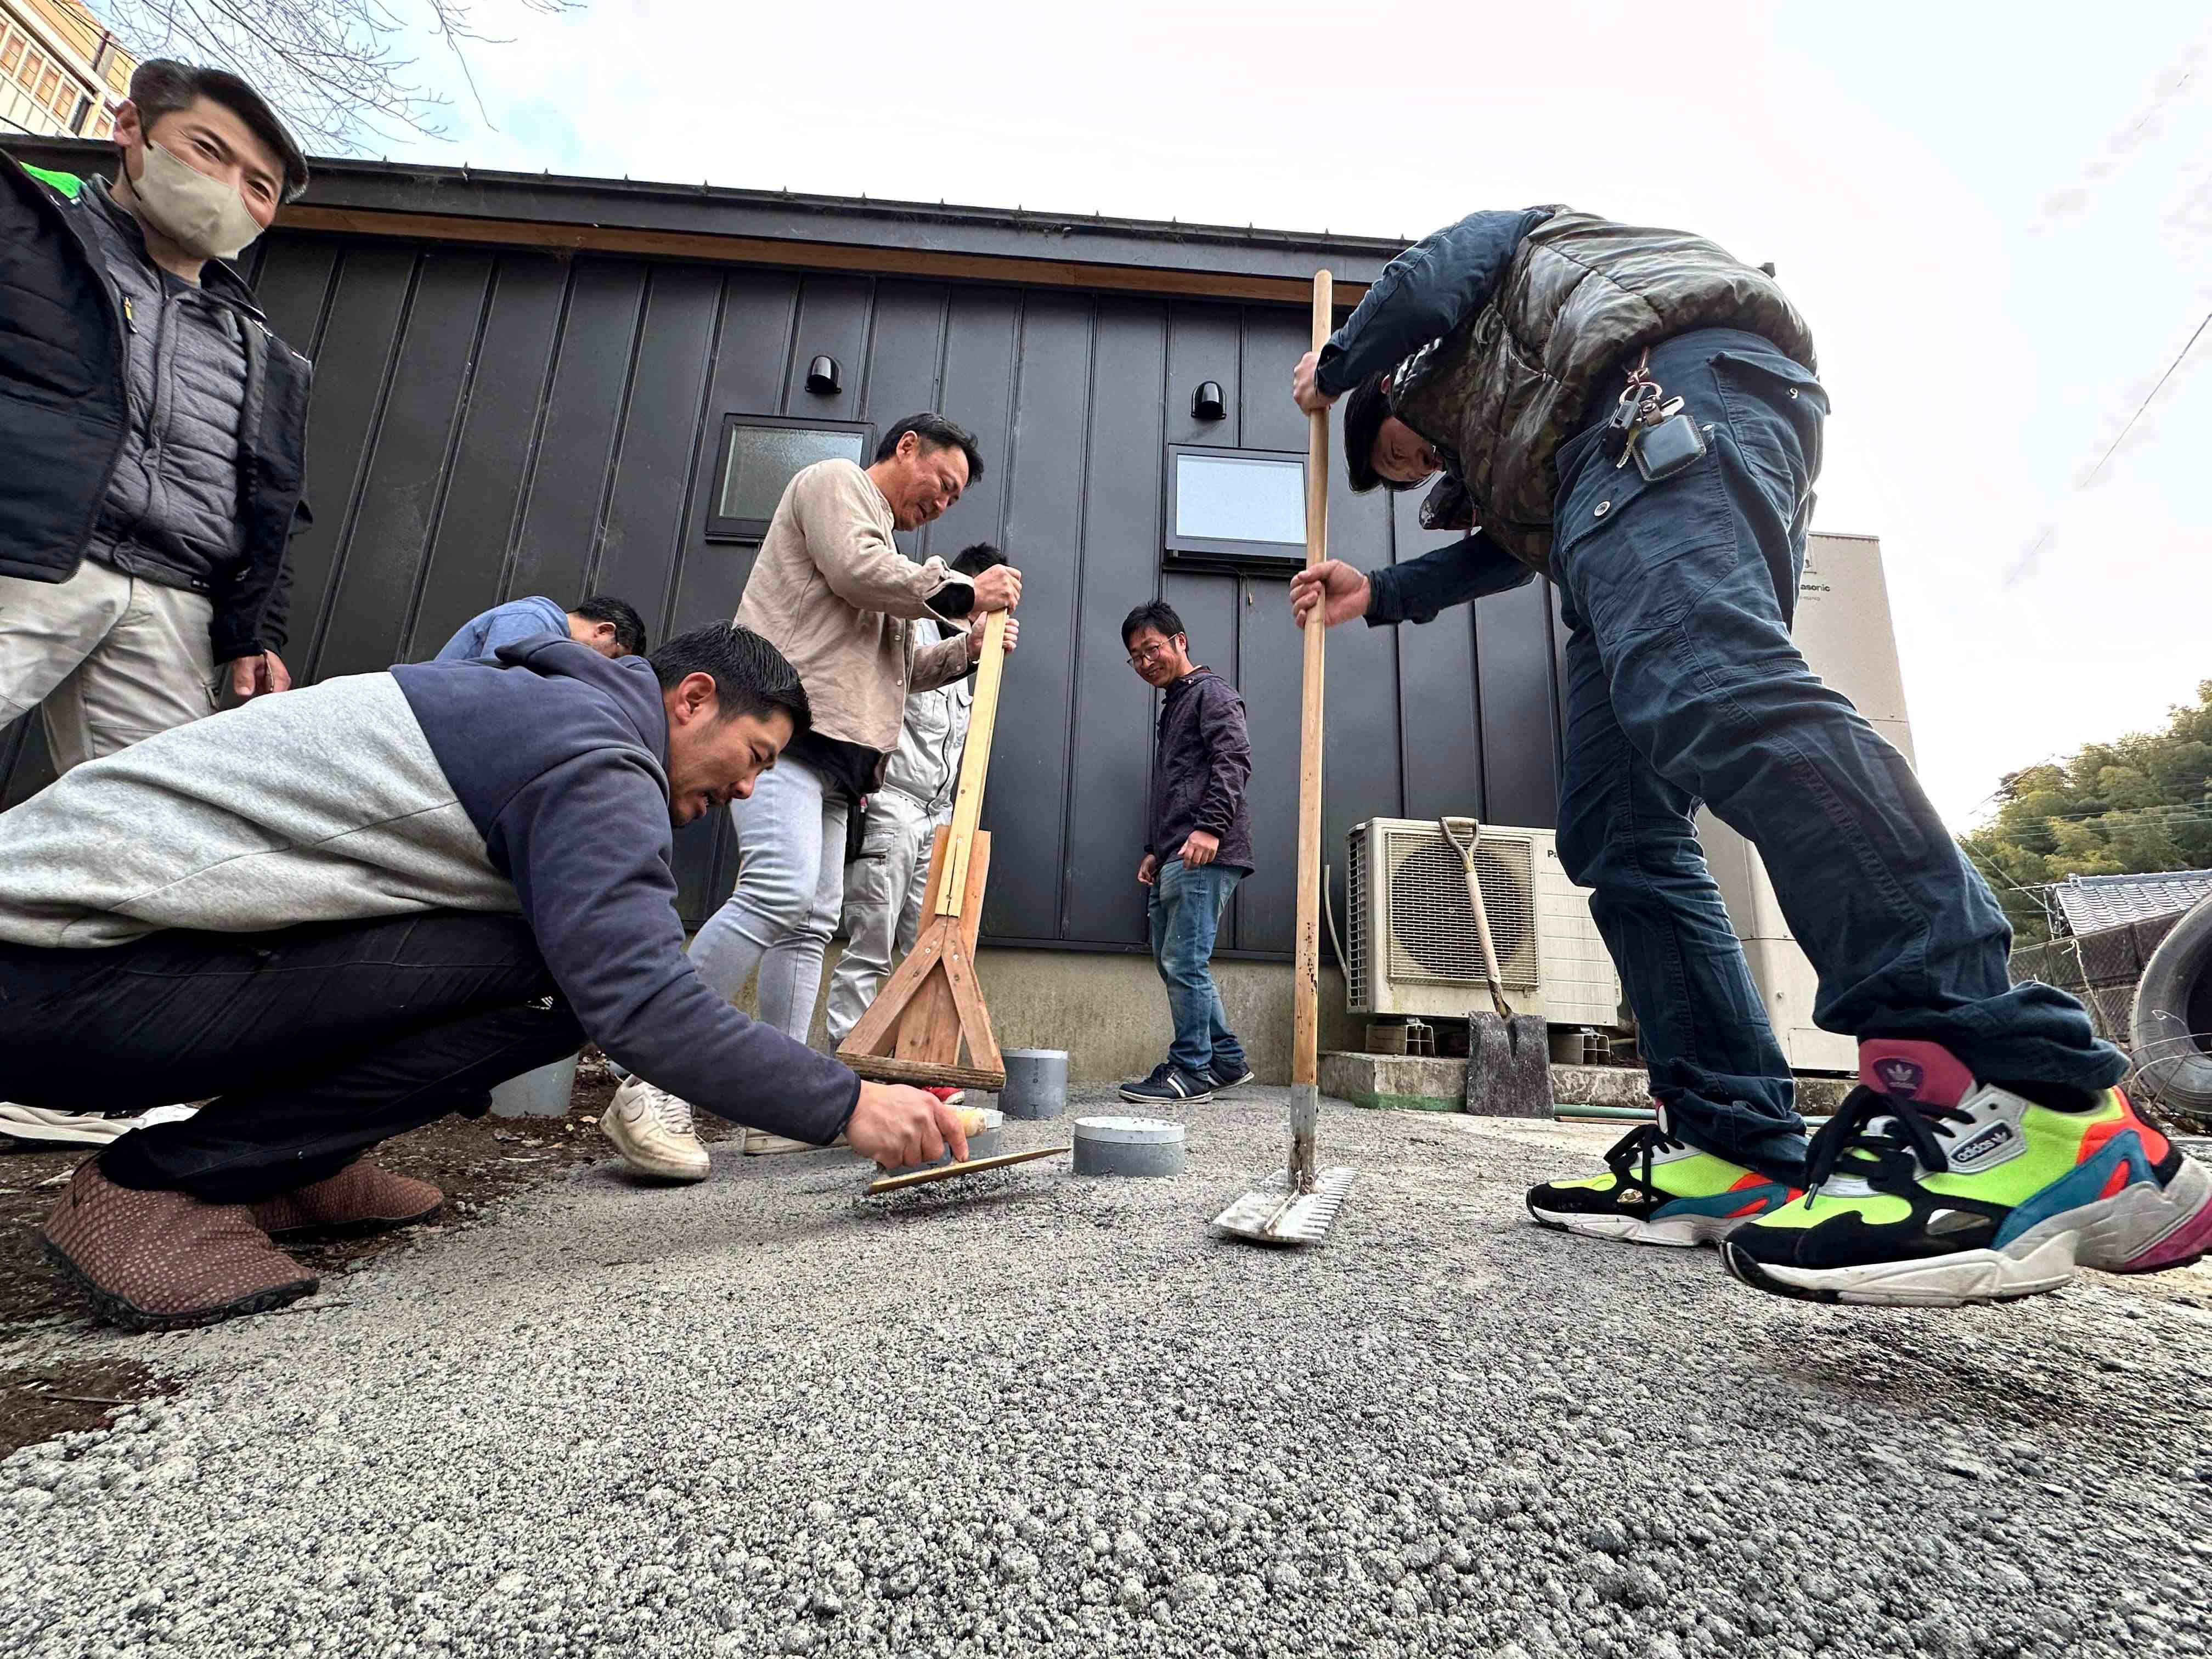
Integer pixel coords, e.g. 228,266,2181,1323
865,1142,1069,1195
935,607,1008,918
1293,272,1332,1093
1438,816,1511,1016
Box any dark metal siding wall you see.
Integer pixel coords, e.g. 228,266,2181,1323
0,231,1570,957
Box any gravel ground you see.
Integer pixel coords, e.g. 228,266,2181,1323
6,1085,2212,1659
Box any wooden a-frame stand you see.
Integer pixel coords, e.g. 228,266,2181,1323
834,608,1009,1092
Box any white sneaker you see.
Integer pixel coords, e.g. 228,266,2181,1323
600,1077,710,1183
0,1102,201,1149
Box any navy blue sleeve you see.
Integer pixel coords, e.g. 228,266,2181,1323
483,749,862,1142
1193,682,1251,839
1363,532,1536,626
1316,208,1555,396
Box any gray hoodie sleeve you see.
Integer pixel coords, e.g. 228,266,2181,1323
484,747,862,1141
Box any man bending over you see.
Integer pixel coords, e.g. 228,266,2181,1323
435,592,650,662
1288,205,2209,1307
0,624,966,1330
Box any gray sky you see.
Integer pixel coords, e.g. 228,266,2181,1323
392,0,2211,827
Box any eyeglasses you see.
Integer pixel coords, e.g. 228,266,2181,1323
1127,644,1173,668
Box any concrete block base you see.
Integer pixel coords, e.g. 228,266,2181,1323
1318,1051,1857,1117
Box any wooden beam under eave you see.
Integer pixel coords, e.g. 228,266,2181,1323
275,204,1370,309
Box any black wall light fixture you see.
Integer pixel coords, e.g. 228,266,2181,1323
1192,380,1226,422
805,354,842,395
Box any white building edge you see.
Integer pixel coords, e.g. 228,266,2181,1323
1699,531,1914,1073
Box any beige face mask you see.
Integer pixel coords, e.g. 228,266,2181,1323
128,140,265,261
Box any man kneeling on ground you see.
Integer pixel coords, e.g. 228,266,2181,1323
0,623,968,1330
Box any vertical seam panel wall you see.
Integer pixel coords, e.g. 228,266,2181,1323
396,261,499,652
991,294,1020,552
660,272,733,646
307,249,422,672
1053,300,1100,939
1470,586,1487,817
916,284,954,566
306,245,345,360
584,264,656,592
495,262,579,604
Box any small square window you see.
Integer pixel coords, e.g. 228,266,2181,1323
706,415,875,542
1162,444,1309,575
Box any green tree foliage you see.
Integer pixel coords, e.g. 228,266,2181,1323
1959,680,2212,943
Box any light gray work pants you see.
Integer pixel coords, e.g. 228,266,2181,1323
689,756,849,1045
824,789,947,1049
0,561,218,773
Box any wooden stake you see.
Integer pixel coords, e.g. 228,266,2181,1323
836,611,1012,1090
1289,270,1331,1193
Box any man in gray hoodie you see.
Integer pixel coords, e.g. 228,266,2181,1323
0,622,969,1330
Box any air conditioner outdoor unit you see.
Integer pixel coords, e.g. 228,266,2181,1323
1343,818,1622,1028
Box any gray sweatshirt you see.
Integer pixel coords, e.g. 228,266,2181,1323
0,635,861,1142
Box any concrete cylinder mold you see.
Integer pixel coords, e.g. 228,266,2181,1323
490,1052,581,1118
1001,1049,1069,1120
1073,1115,1186,1178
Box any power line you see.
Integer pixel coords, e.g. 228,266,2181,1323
2072,311,2212,494
2006,309,2212,585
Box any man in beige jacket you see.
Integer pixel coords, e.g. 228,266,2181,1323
602,414,1020,1180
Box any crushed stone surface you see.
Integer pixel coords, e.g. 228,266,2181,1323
7,1085,2212,1658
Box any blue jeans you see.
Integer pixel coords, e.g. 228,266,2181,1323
1149,858,1247,1080
1550,328,2122,1178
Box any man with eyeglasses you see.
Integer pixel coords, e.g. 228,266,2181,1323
1118,600,1255,1106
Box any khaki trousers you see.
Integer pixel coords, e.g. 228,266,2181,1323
0,561,217,774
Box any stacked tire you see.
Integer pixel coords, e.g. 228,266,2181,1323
2131,895,2212,1124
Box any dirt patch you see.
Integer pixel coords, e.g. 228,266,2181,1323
0,1051,735,1455
0,1357,176,1455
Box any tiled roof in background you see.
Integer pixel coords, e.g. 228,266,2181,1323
2052,868,2212,936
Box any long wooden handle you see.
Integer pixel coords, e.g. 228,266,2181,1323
935,607,1008,917
865,1142,1069,1194
1292,272,1332,1093
1441,816,1512,1019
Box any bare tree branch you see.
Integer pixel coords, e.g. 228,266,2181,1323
91,0,579,155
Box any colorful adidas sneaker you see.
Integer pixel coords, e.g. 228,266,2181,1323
1722,1039,2212,1307
1527,1121,1801,1246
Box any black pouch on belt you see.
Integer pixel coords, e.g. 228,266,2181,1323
844,798,870,865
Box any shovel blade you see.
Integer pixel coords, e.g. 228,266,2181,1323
1211,1166,1355,1246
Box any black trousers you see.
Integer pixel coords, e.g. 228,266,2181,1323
0,913,583,1204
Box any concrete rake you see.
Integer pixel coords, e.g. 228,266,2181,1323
1214,269,1355,1246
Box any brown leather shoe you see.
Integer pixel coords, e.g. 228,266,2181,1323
42,1161,317,1332
251,1160,444,1242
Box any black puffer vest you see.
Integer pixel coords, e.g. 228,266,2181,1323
1386,208,1816,575
0,150,312,659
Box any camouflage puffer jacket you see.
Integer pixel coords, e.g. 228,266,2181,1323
1321,207,1816,577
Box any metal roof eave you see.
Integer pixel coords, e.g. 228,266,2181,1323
3,136,1403,296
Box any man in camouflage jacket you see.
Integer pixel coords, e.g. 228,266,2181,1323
1288,207,2201,1312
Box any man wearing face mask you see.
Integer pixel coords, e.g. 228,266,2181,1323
0,59,312,783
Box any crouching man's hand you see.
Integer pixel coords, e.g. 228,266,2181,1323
847,1081,972,1170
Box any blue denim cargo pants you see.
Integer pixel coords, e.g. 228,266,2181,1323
1548,327,2123,1178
